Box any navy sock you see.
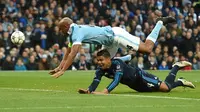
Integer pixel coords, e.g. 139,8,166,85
170,81,184,89
164,65,180,90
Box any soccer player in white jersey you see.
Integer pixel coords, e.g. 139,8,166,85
49,17,176,78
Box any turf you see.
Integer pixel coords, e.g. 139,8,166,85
0,70,200,112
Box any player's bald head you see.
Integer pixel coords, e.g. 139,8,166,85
59,17,73,26
58,17,73,35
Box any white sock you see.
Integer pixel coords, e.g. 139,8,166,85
146,21,163,43
114,55,132,62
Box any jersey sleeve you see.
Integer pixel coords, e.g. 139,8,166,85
88,68,105,92
71,26,84,45
106,60,124,92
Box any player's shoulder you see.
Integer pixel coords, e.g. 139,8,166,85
70,24,86,34
71,23,81,28
71,23,88,29
73,24,96,30
112,59,124,65
111,59,124,71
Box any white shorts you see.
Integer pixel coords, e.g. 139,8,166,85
102,27,140,58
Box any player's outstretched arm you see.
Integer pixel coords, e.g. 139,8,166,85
49,47,71,75
78,69,104,94
78,88,90,94
51,45,81,78
92,89,109,94
77,88,108,94
92,71,123,94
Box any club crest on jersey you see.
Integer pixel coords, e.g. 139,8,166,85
116,65,121,72
116,65,120,69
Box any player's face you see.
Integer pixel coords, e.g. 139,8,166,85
96,56,111,69
59,25,68,35
58,22,69,35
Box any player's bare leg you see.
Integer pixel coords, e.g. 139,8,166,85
138,40,155,53
138,16,176,53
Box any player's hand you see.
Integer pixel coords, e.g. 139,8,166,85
102,89,109,94
78,88,90,94
51,70,65,78
49,67,61,75
91,91,108,95
91,89,109,95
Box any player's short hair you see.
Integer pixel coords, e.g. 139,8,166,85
97,49,111,58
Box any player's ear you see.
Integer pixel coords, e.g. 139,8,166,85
105,57,111,61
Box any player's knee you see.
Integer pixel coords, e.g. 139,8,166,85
138,45,152,54
159,82,171,92
162,88,171,92
142,40,154,53
159,87,170,92
143,44,153,53
145,47,152,54
142,46,152,54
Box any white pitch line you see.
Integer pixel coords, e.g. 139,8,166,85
0,105,195,110
111,94,200,101
0,87,68,93
0,87,200,101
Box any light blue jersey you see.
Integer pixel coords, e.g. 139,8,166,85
68,23,114,47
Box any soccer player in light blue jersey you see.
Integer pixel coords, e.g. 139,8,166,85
49,17,176,78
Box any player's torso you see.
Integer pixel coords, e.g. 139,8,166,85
70,24,115,45
104,60,138,84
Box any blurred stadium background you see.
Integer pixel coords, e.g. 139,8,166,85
0,0,200,71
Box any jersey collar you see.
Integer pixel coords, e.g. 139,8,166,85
67,23,75,35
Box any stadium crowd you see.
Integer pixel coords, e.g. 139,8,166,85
0,0,200,71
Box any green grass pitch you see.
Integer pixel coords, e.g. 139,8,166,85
0,70,200,112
